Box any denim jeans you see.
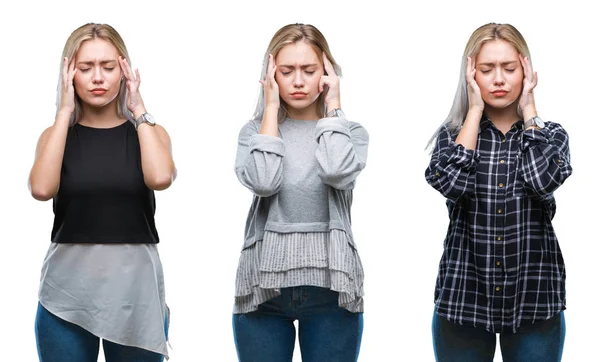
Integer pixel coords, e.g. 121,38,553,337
233,286,363,362
432,310,565,362
35,302,167,362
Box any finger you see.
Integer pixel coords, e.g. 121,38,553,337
466,57,475,80
266,54,274,78
118,57,128,79
135,69,141,84
120,56,133,80
62,57,69,87
519,54,533,81
67,60,77,85
270,57,277,80
322,52,336,76
319,76,328,93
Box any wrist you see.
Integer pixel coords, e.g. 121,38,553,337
466,107,484,120
521,105,537,122
56,109,73,123
132,106,147,121
326,101,341,113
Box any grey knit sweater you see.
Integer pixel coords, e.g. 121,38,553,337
234,116,369,247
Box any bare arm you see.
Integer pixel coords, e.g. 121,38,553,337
136,121,176,190
28,112,71,201
29,57,77,201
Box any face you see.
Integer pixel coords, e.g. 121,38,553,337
73,38,122,108
274,41,324,116
475,39,524,110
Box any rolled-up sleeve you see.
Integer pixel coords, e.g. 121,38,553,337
234,121,285,197
314,117,368,190
425,126,479,200
519,122,572,197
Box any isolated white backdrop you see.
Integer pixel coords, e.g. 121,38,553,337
0,0,597,361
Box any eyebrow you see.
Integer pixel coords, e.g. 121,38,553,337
478,61,519,66
278,63,319,69
76,60,117,66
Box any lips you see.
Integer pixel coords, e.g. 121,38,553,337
491,90,508,97
290,92,307,99
91,88,107,95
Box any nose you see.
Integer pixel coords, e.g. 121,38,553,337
92,66,104,84
293,71,304,88
493,70,505,86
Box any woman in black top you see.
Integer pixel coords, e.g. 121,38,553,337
29,23,176,361
425,23,571,362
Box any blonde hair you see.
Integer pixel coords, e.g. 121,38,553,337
427,23,532,148
56,23,133,125
252,23,342,122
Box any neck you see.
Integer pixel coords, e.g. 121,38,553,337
485,103,520,134
79,98,125,128
286,102,320,121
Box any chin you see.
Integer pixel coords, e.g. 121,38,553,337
484,98,518,110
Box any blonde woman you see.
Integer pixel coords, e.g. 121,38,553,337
232,23,367,362
425,23,571,362
29,23,175,361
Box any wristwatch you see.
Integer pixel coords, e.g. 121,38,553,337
523,115,545,130
135,113,156,129
326,108,344,118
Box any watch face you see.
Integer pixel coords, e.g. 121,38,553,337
144,114,156,125
535,117,545,128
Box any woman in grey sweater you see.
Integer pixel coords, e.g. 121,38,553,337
232,23,368,362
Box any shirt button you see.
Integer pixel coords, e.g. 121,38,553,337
497,236,502,241
496,261,501,266
495,286,501,292
502,138,506,143
500,160,505,164
498,209,503,214
499,183,504,188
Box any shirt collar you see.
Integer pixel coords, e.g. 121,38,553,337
479,115,525,134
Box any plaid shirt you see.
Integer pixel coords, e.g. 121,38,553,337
425,117,572,333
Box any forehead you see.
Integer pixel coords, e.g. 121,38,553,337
476,39,519,63
76,38,119,61
275,41,321,65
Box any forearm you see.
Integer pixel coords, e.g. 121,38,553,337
455,109,482,150
425,127,479,200
138,124,176,190
314,118,368,190
520,124,571,196
28,111,71,201
259,106,279,136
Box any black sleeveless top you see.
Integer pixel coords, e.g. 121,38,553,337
51,121,159,243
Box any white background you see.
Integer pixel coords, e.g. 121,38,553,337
1,0,597,361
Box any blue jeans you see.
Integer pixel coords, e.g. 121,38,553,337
233,286,363,362
432,310,566,362
35,302,167,362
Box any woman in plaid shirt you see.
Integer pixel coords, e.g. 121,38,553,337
425,23,572,362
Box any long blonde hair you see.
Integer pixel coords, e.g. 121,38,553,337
427,23,532,148
252,23,342,122
56,23,133,125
